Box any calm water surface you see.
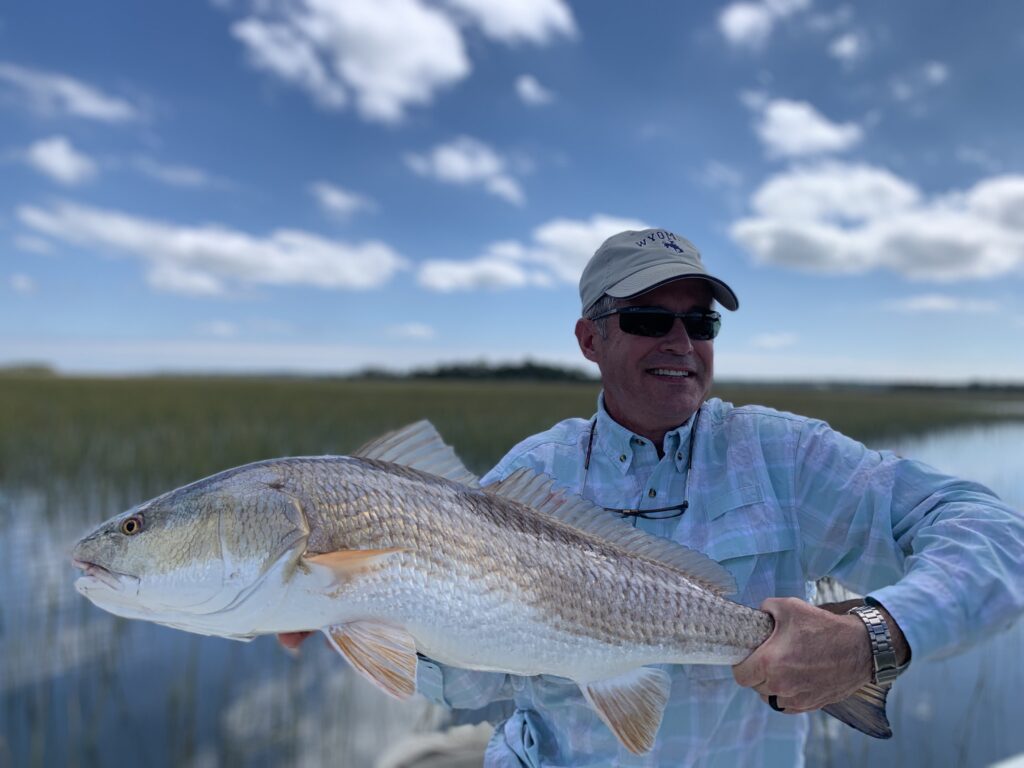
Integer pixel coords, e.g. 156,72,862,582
807,422,1024,768
1,423,1022,767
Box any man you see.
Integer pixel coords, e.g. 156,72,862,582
284,228,1024,767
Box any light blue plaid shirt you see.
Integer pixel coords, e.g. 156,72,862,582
416,395,1024,767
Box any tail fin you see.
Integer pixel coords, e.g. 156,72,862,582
821,682,893,739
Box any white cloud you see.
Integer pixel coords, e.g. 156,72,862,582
750,332,798,350
0,62,141,122
718,0,810,49
418,213,648,291
405,136,524,205
828,32,865,65
731,162,1024,281
418,240,548,291
751,98,863,158
133,156,216,188
441,0,575,44
25,136,98,185
14,235,54,254
923,61,949,85
17,201,407,296
309,181,375,218
748,162,920,223
885,294,999,314
230,0,573,124
891,61,950,103
515,74,554,106
719,3,774,48
386,322,435,340
10,274,36,294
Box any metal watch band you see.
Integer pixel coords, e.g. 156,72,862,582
848,605,904,685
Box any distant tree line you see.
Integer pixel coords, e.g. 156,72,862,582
357,360,596,382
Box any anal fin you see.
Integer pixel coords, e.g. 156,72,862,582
580,667,671,755
323,620,418,699
822,681,893,739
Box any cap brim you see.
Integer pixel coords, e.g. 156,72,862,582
607,264,739,311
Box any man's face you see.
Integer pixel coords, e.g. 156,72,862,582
575,279,715,442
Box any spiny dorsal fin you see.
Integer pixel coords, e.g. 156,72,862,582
580,667,671,754
353,420,479,488
487,468,736,596
323,620,418,699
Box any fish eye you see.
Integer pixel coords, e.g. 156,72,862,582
120,516,144,536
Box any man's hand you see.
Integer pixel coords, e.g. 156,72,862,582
732,597,874,713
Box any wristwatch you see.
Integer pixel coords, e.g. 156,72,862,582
847,604,910,685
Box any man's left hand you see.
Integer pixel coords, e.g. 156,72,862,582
732,597,874,713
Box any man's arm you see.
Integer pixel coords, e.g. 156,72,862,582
734,417,1022,711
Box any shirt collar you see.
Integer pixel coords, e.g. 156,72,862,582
593,392,696,474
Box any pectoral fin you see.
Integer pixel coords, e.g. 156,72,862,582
323,620,418,699
305,548,407,582
580,667,671,755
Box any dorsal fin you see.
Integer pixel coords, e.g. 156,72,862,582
352,420,479,488
487,468,736,596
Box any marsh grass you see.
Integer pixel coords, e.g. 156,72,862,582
2,376,1021,489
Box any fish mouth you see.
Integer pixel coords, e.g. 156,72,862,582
72,558,131,591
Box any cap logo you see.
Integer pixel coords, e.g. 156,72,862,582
663,241,683,254
635,230,679,247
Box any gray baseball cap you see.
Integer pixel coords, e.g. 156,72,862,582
579,228,739,314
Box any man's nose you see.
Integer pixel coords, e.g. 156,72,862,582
658,317,693,354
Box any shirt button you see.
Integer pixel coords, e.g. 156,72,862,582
619,454,626,462
648,488,657,498
676,452,683,461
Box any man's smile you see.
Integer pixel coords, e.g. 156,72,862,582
646,367,695,380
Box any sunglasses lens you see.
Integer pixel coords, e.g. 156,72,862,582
618,311,674,337
617,310,721,339
684,314,721,340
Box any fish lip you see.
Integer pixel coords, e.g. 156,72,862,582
72,558,132,591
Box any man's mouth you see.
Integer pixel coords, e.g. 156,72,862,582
647,368,693,379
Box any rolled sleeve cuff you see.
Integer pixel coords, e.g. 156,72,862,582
415,654,449,706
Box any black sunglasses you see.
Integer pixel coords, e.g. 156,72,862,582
590,307,722,340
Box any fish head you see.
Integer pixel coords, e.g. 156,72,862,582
72,463,310,627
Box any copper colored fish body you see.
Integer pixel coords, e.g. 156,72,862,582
72,421,891,754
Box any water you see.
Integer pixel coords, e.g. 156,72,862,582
806,422,1024,768
2,423,1022,767
0,484,441,768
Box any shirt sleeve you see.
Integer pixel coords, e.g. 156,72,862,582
791,417,1024,661
416,654,513,710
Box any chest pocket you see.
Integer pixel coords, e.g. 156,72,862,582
680,485,800,683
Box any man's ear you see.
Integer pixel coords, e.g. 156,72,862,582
575,318,601,363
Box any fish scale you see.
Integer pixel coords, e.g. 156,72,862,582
72,420,892,755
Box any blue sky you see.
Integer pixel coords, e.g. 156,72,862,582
2,0,1023,382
